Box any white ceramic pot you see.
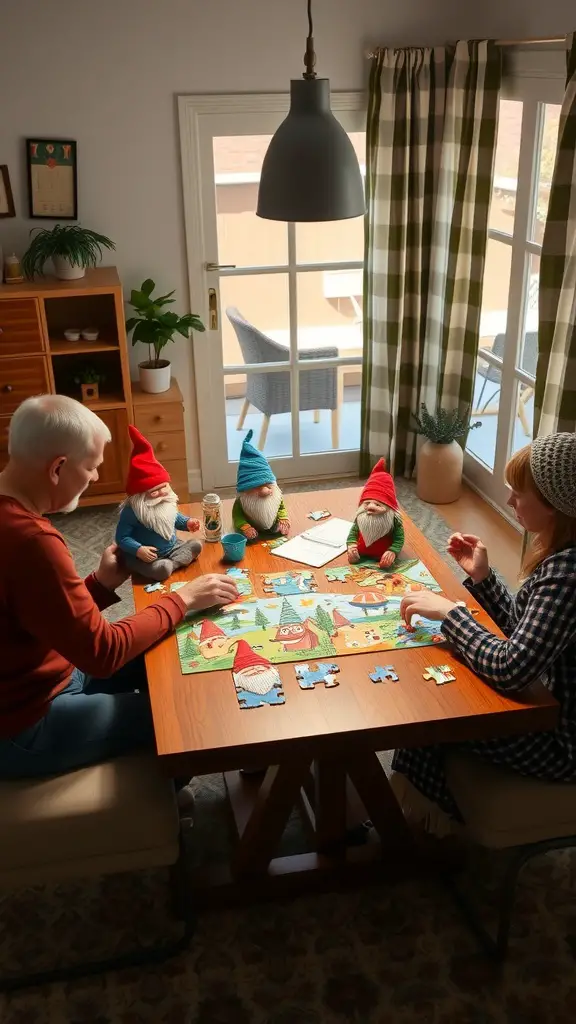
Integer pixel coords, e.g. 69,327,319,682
139,360,171,394
53,255,85,280
416,439,464,504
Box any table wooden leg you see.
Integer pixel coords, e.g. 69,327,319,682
346,751,413,853
231,761,311,878
314,757,347,856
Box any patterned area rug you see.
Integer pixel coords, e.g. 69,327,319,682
2,482,575,1024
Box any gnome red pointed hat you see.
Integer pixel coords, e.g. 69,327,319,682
125,425,171,496
232,639,271,673
359,458,399,511
198,619,226,642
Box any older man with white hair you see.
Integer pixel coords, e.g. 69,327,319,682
0,395,238,780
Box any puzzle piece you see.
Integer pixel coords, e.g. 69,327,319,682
225,567,253,597
369,665,399,683
308,509,331,521
261,570,319,597
144,582,166,593
295,662,340,690
233,667,285,709
423,664,456,686
261,536,289,550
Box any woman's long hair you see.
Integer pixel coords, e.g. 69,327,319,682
505,444,576,577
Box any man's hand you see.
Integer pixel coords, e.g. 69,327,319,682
186,518,201,533
400,590,457,625
447,533,490,584
137,545,158,564
348,544,360,564
95,543,131,592
178,574,240,613
241,524,258,540
379,551,395,569
277,519,290,536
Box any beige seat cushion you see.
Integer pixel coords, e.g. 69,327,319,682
446,752,576,849
0,754,179,887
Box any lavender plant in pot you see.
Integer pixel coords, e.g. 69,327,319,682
126,279,205,394
413,404,481,504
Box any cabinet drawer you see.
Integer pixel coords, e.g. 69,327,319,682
133,402,183,436
150,431,187,462
0,357,49,416
0,416,9,454
0,299,44,357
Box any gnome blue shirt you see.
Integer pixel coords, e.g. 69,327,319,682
232,429,290,539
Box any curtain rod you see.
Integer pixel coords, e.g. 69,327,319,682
365,36,566,58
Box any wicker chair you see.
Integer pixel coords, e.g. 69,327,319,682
474,332,538,436
226,306,340,451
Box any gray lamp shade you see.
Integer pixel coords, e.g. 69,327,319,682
257,78,365,222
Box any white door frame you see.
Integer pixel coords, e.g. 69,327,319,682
178,92,366,491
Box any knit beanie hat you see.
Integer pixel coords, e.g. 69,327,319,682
125,425,171,495
237,429,276,493
359,458,399,511
232,639,272,672
530,432,576,517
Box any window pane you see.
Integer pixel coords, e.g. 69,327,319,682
295,133,366,264
296,270,363,356
300,365,361,455
220,274,289,369
467,363,499,471
510,378,535,456
532,104,561,242
225,371,292,460
518,253,539,376
479,239,512,354
489,100,523,234
213,136,288,266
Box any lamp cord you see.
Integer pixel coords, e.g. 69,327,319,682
303,0,317,79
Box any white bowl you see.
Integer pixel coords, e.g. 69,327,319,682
64,328,81,341
81,327,99,341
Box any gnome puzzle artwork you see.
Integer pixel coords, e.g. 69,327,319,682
232,429,291,541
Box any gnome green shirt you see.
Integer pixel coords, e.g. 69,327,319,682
232,496,289,535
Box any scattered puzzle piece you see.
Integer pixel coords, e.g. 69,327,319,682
295,662,340,690
261,570,319,597
369,665,399,683
144,582,166,593
233,664,285,708
308,509,331,521
423,664,456,686
225,567,253,597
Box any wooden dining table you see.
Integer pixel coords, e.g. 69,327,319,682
133,488,558,907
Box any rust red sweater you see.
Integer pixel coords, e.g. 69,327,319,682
0,496,187,738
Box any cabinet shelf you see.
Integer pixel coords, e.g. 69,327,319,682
50,338,119,356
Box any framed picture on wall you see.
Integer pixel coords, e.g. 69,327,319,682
0,165,15,218
26,138,78,219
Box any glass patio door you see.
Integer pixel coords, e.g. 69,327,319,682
179,94,366,490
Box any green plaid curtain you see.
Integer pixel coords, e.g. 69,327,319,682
535,33,576,437
361,41,501,476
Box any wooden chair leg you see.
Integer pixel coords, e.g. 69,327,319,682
314,410,320,424
236,398,250,430
517,387,533,437
258,415,271,451
331,408,340,449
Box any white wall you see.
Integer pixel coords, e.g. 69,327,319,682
1,0,574,483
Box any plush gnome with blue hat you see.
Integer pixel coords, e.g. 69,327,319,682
232,429,290,541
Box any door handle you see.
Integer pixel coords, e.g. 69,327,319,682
205,262,236,271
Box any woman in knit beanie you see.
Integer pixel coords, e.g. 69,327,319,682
389,433,576,834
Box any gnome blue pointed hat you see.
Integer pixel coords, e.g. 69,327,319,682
237,429,276,493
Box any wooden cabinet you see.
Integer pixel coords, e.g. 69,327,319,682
133,380,190,501
0,268,133,505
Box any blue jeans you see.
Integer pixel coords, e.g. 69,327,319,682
0,656,155,780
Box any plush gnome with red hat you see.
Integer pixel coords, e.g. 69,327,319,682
232,639,280,696
115,425,202,581
347,458,405,568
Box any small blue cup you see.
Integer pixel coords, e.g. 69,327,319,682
221,532,247,562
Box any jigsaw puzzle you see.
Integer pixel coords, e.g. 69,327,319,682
225,566,254,598
323,557,443,594
369,665,399,683
295,662,340,689
232,640,285,708
261,569,319,597
308,509,331,521
423,665,456,686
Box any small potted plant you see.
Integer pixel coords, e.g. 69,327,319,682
73,366,106,403
22,224,116,281
412,404,481,504
126,278,205,394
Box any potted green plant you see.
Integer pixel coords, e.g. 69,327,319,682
126,278,205,394
22,224,116,281
73,366,106,403
412,404,481,504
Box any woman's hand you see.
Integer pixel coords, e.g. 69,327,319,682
447,533,490,584
400,590,457,625
178,574,239,613
95,543,131,592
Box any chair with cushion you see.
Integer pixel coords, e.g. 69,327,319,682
443,752,576,960
226,306,340,451
0,754,193,991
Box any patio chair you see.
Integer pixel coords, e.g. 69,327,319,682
474,332,538,436
226,306,340,451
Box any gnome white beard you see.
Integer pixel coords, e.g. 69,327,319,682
239,482,282,530
356,506,395,548
235,664,278,695
125,487,179,541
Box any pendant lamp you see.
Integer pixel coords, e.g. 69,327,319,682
256,0,365,223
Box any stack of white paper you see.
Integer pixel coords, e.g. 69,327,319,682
271,518,352,567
